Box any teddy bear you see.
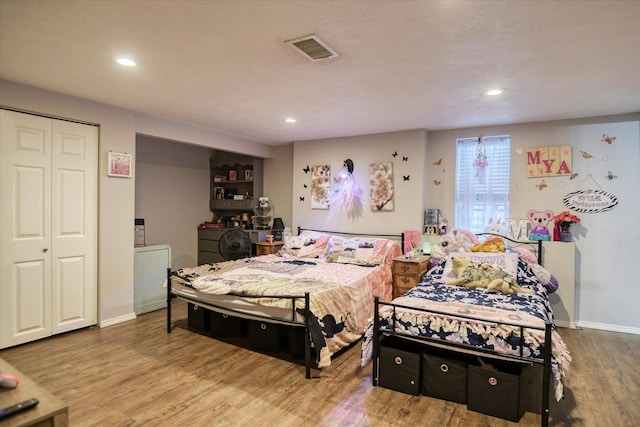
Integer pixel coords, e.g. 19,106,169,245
528,209,554,241
448,256,534,294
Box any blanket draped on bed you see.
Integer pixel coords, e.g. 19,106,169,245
171,252,397,368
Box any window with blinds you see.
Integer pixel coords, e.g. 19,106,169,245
455,135,511,233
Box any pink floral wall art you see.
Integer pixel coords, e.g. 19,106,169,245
370,162,394,211
311,165,331,209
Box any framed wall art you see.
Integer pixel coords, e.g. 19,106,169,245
107,152,132,178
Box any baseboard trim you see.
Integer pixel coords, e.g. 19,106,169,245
99,312,136,328
576,321,640,335
555,320,576,329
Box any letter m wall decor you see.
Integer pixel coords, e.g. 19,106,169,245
526,145,572,178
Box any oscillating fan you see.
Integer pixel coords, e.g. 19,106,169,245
218,229,252,260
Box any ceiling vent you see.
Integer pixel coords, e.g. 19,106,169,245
286,34,339,62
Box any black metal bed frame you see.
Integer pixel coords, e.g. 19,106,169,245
371,235,554,427
166,228,405,379
166,269,314,378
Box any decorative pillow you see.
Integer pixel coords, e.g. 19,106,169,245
328,237,391,266
441,251,519,283
282,234,332,259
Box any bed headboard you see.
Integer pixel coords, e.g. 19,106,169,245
297,227,406,254
475,232,543,266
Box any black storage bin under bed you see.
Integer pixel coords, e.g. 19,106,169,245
467,359,525,422
422,349,469,404
187,303,210,333
378,336,423,395
210,311,248,338
249,320,286,353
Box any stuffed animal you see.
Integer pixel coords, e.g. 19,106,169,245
430,228,478,260
468,236,506,253
448,257,534,294
528,209,553,241
484,217,506,236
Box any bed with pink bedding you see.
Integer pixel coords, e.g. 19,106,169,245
166,229,402,378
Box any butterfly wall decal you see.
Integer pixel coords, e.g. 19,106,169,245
402,156,408,161
299,196,305,201
433,158,442,166
303,184,308,188
602,134,616,144
303,165,310,173
580,150,593,159
392,151,398,158
403,175,410,181
433,180,441,186
606,171,618,180
569,173,579,180
535,180,548,190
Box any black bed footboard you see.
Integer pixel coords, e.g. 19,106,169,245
372,296,553,427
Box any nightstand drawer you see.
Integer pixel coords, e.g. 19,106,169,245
393,274,422,298
393,257,429,275
395,274,421,288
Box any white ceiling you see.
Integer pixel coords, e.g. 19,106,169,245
1,0,639,146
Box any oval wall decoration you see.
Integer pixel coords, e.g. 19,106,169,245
563,189,619,213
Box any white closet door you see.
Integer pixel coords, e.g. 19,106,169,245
1,111,53,348
0,110,97,348
51,119,97,334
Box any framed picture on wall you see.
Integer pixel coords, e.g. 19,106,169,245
107,152,132,178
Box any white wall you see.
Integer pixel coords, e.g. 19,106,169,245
135,135,212,269
4,79,638,334
427,114,640,333
292,129,428,235
0,79,272,326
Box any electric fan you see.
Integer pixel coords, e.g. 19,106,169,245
218,229,252,260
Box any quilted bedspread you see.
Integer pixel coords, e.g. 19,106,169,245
362,258,571,401
171,249,399,368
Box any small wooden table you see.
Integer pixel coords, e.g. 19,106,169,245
255,241,284,256
0,357,68,426
392,255,430,298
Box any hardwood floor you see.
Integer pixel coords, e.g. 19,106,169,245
1,299,638,426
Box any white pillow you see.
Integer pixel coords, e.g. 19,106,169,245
441,251,519,283
282,234,332,259
328,237,391,266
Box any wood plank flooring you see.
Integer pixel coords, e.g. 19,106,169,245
1,299,638,426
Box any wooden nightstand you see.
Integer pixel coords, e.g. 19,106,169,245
256,241,284,256
392,255,430,298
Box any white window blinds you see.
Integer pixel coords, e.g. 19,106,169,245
455,135,511,233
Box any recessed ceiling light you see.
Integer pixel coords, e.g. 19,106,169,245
116,57,136,67
284,118,297,123
485,88,503,96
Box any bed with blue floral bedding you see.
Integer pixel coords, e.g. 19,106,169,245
362,255,571,405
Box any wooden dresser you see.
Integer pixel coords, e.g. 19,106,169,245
255,241,284,256
392,255,430,298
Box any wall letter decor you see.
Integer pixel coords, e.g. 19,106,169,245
527,145,572,178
